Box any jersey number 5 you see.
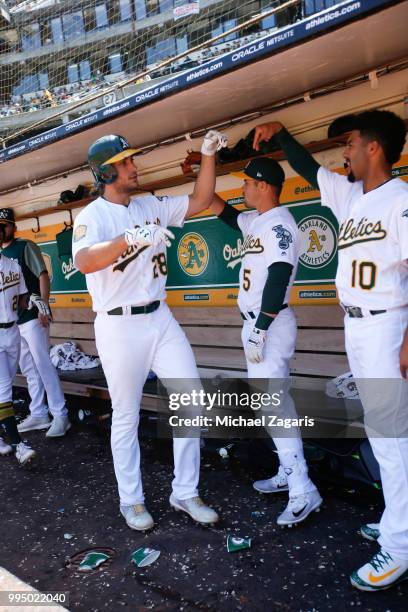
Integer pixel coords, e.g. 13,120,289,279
152,253,168,278
351,261,377,290
243,269,251,291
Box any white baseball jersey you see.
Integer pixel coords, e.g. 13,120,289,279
318,167,408,309
0,254,27,324
72,194,188,312
236,206,299,313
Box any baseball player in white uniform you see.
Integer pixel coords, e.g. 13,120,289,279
0,223,37,464
210,157,322,526
253,110,408,591
72,130,227,531
0,208,70,438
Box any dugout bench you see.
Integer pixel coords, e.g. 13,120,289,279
14,304,354,424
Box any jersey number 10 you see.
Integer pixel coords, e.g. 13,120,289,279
351,261,377,290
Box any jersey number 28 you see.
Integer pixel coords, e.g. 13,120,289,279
152,253,168,278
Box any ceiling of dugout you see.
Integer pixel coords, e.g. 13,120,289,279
0,0,407,193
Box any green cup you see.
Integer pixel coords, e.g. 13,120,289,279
78,552,110,571
226,535,251,553
131,547,161,567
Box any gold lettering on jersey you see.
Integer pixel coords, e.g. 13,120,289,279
112,244,149,273
240,234,264,256
223,235,264,269
338,217,387,250
0,270,20,293
112,221,159,273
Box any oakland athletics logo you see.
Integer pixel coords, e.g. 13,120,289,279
298,216,337,269
177,232,209,276
272,225,293,250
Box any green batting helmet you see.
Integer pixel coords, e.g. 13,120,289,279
87,135,140,184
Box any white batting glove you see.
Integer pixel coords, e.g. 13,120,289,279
125,224,175,248
28,293,51,317
201,130,228,156
245,327,267,364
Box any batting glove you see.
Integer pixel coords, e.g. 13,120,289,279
125,224,175,248
201,130,228,156
245,327,267,364
28,293,51,317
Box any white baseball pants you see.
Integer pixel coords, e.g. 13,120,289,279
94,303,201,506
19,318,66,418
242,307,317,497
0,325,20,404
345,307,408,560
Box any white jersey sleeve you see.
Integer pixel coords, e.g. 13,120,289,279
317,166,354,220
155,195,189,228
263,220,298,268
72,204,103,265
398,200,408,261
237,211,257,235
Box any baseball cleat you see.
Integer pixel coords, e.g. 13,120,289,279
17,414,51,432
120,504,154,531
360,523,380,542
46,415,71,437
253,465,289,493
15,442,37,465
170,494,219,525
277,489,322,527
0,437,13,456
350,549,408,591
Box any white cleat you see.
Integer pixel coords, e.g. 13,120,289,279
360,523,381,542
350,549,408,591
120,504,154,531
17,414,51,432
15,442,37,465
253,465,289,493
0,437,13,456
277,489,322,527
170,494,219,525
46,415,71,438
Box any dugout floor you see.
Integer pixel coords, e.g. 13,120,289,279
2,407,408,612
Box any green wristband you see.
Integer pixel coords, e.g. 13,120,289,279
255,312,276,331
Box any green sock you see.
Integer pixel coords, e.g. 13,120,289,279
0,402,21,446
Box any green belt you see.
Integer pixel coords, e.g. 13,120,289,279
0,322,15,329
107,301,160,316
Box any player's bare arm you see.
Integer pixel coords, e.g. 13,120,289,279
186,130,228,219
18,292,29,311
400,327,408,379
75,225,174,274
209,194,226,216
253,121,320,189
253,122,284,151
38,271,52,327
75,233,133,274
